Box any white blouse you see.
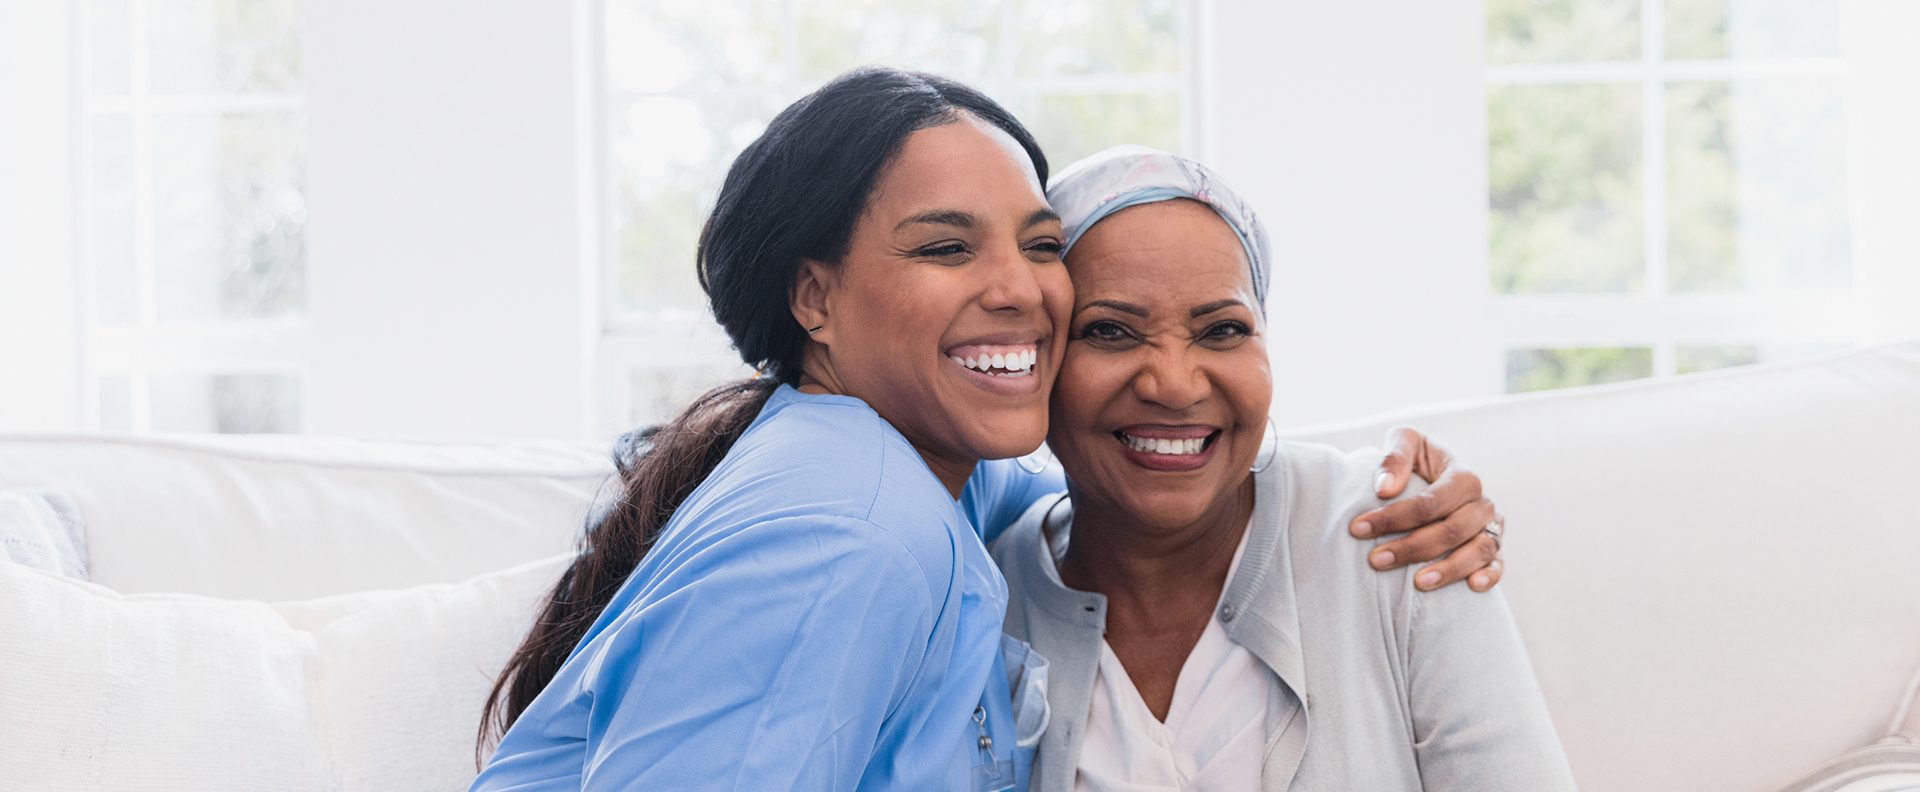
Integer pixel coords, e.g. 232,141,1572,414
1042,523,1275,792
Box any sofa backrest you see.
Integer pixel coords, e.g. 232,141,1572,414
4,342,1917,791
1282,341,1920,792
0,433,611,600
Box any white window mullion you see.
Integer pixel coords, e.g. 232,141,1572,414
1189,0,1217,163
1642,0,1668,299
991,0,1014,89
780,0,799,95
1653,343,1677,377
86,93,304,114
128,0,156,327
1491,292,1859,348
1486,58,1845,86
1012,73,1188,96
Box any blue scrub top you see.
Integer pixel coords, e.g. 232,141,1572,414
473,385,1065,791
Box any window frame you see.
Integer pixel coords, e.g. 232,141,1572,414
72,0,311,432
591,0,1207,434
1485,0,1856,384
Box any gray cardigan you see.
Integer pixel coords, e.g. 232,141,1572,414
988,441,1576,791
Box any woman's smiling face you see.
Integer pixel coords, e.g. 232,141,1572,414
1049,199,1273,529
799,114,1072,478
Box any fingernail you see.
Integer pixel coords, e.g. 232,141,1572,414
1374,471,1391,495
1472,573,1490,589
1351,520,1373,538
1417,569,1440,589
1371,550,1395,569
1489,559,1503,573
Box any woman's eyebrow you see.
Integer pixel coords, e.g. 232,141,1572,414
895,210,974,231
1022,208,1062,230
1190,299,1245,318
1083,299,1149,317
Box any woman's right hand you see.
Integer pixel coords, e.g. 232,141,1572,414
1348,427,1506,593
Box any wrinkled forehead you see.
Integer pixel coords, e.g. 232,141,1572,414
1047,145,1271,306
1066,199,1258,308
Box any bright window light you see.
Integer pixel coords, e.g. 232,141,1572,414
599,0,1197,428
1487,0,1854,393
79,0,308,433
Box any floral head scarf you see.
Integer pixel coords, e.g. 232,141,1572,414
1047,145,1272,306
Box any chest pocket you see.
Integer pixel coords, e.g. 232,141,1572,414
1003,635,1051,749
973,635,1051,792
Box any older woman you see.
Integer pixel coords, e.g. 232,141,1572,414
989,147,1575,790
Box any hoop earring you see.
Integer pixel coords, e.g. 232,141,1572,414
1017,444,1054,475
1249,417,1278,474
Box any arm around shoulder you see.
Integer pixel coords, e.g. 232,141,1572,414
964,457,1066,545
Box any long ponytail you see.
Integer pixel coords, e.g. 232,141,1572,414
477,378,775,755
477,66,1049,758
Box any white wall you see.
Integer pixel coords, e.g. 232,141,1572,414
1206,1,1501,429
302,0,598,442
1843,0,1920,344
0,2,81,432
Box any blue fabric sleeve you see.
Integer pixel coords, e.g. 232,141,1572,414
961,458,1067,545
578,515,936,791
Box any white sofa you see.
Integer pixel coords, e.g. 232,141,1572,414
3,343,1919,791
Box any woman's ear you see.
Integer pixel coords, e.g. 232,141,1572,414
789,259,834,344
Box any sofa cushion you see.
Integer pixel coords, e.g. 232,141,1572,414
0,552,571,791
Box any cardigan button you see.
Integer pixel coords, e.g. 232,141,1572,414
1221,604,1237,622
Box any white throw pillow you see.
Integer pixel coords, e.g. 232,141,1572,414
0,489,87,578
0,553,570,791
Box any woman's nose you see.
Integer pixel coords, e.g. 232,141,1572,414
1133,348,1211,412
978,243,1045,314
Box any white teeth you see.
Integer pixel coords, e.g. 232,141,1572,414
947,345,1038,375
1122,434,1207,455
